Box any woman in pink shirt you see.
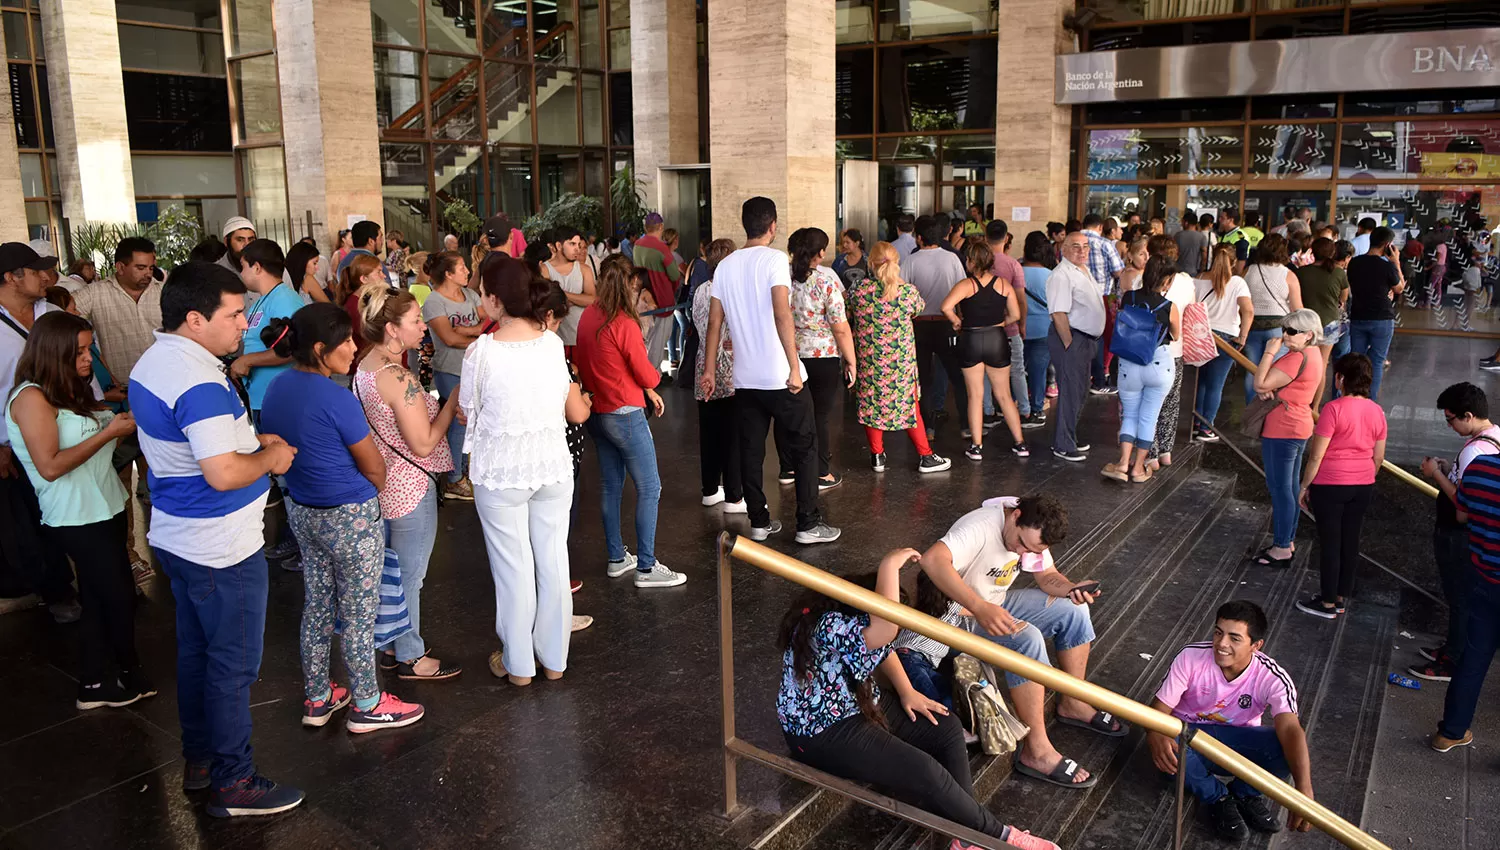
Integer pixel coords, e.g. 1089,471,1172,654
1295,354,1386,619
1252,309,1324,567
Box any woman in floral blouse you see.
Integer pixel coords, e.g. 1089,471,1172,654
691,239,745,512
847,242,951,474
783,228,856,489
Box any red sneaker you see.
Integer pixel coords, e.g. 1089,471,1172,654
570,580,582,594
346,692,425,734
301,683,351,727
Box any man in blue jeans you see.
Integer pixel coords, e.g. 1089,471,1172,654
1432,452,1500,753
1345,226,1405,401
130,261,301,817
1148,601,1314,841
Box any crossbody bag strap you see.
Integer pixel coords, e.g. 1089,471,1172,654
353,368,445,504
0,309,29,340
1253,266,1290,315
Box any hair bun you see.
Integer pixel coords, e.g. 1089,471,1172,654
260,316,297,357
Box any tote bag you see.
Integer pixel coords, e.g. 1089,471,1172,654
1182,293,1218,367
1238,351,1307,438
332,547,412,649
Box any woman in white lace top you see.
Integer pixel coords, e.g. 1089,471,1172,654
460,256,592,686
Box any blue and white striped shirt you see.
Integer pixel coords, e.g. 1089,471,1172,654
129,331,269,568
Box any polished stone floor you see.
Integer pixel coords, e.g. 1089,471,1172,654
0,331,1492,849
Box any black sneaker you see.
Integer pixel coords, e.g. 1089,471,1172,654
871,452,888,472
1053,448,1087,462
965,444,983,461
1089,386,1117,396
182,760,212,792
1076,443,1091,452
918,453,952,473
1022,413,1046,430
1011,443,1031,458
1408,659,1454,682
1482,356,1499,367
777,470,795,485
207,774,305,818
1209,795,1249,841
983,414,1004,431
76,679,143,711
1419,645,1444,663
1295,595,1338,620
818,473,843,492
120,668,158,699
1194,429,1220,443
1236,794,1282,833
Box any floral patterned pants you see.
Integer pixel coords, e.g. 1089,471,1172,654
287,496,385,704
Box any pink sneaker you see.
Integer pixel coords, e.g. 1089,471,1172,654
346,691,425,734
301,683,351,727
1003,826,1062,850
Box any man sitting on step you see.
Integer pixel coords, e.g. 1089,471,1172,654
1148,600,1314,841
915,495,1126,792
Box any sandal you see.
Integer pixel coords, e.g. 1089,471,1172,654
1012,755,1097,789
1057,709,1129,738
1252,547,1294,568
1129,468,1154,484
1100,463,1129,482
396,653,462,681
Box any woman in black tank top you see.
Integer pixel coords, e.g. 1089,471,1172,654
939,236,1029,462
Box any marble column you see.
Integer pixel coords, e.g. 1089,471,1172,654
630,0,699,217
38,0,137,224
274,0,383,249
994,0,1074,248
0,23,30,242
707,0,835,248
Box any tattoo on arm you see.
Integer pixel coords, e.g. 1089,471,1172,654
400,370,422,405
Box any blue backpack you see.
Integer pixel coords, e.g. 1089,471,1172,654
1109,295,1170,366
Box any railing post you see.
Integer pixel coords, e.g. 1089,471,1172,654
716,532,744,821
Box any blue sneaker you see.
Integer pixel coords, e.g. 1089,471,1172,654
301,683,351,727
207,774,305,818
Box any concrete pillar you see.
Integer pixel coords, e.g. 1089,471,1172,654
629,0,699,218
994,0,1073,247
38,0,137,224
274,0,383,249
0,23,30,242
707,0,835,248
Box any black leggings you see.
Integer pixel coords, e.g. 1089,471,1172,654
44,512,139,686
1307,483,1374,601
777,357,843,478
697,396,742,500
785,699,1006,839
957,326,1011,369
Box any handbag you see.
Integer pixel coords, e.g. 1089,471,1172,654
1238,350,1308,438
950,654,1030,756
1182,290,1218,367
352,369,446,507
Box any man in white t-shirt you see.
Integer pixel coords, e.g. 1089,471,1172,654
1412,382,1500,681
915,496,1120,791
700,197,839,545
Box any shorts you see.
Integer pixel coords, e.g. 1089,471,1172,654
1320,319,1343,347
957,326,1011,370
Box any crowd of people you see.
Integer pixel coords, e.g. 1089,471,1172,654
1,191,1496,847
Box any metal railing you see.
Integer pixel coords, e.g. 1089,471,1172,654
716,533,1391,850
1211,335,1439,499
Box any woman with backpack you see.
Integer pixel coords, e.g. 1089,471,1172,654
1103,255,1179,484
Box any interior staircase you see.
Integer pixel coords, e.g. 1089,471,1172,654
752,441,1400,850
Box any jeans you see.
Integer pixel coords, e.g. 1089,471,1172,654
386,486,438,663
785,700,1006,840
1261,437,1306,549
1023,338,1050,414
698,397,742,501
736,387,822,532
475,478,574,679
897,648,954,710
433,371,465,484
586,409,661,570
1307,483,1373,601
1117,346,1174,450
669,309,688,364
1243,326,1284,406
154,547,268,786
288,497,385,705
1048,327,1097,453
1440,575,1500,739
1175,724,1290,803
968,587,1096,688
1348,319,1395,401
44,513,138,686
1194,332,1237,432
1008,334,1030,417
1435,525,1473,660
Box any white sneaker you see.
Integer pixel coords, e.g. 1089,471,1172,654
606,551,637,578
702,487,726,507
634,562,687,588
722,499,747,514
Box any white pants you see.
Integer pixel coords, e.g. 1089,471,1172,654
474,478,574,678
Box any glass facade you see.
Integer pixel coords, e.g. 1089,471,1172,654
6,0,55,240
373,0,622,251
1076,0,1500,335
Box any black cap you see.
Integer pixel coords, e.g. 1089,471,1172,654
0,242,58,276
483,214,511,239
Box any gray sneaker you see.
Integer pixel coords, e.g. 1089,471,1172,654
606,550,638,578
634,562,687,588
747,520,783,541
794,523,842,545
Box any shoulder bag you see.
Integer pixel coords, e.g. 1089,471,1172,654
1239,350,1308,438
352,366,447,508
1182,288,1218,367
1248,265,1290,332
950,654,1030,756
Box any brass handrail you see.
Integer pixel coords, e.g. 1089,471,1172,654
719,533,1391,850
1211,335,1440,499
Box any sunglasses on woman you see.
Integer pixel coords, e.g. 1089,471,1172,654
1280,326,1305,337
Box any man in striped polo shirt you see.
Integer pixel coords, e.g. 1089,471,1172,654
1434,452,1500,753
129,262,301,818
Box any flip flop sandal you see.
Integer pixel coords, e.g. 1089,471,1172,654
1100,464,1129,482
396,654,463,680
1012,756,1098,789
1129,469,1154,483
1057,709,1130,738
1252,547,1294,568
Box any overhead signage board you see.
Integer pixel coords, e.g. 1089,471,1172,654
1057,27,1500,104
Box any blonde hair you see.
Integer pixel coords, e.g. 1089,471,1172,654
868,241,903,301
1207,243,1236,298
356,279,417,344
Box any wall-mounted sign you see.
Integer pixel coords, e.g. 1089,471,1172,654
1057,28,1500,104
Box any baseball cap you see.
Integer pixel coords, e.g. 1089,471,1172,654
482,214,511,239
0,242,59,276
222,216,256,239
27,238,56,259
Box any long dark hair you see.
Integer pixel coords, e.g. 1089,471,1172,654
262,303,353,370
1142,254,1177,295
1310,236,1336,271
285,241,320,291
790,227,829,284
13,311,101,417
777,572,887,730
